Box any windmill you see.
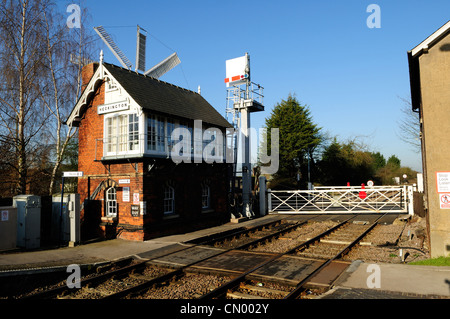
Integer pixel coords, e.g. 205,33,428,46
94,25,181,79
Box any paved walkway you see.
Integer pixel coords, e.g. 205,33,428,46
326,260,450,298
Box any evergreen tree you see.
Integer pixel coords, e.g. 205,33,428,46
371,152,386,170
262,95,322,188
387,155,401,169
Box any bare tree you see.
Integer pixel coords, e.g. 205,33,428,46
0,0,51,195
0,0,97,196
39,3,97,195
397,96,421,153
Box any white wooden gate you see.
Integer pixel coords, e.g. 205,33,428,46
268,185,413,215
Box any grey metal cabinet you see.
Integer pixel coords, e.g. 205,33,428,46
13,195,41,249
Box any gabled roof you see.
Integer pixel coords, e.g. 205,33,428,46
409,20,450,58
67,62,231,128
408,20,450,112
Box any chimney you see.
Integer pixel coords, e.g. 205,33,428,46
81,62,99,92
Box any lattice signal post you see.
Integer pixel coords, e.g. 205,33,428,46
225,53,264,218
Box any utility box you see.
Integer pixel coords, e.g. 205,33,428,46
0,207,18,251
52,193,80,246
13,195,41,249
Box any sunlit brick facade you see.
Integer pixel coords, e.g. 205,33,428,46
68,62,231,240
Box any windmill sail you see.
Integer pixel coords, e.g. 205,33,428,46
144,52,181,79
94,25,180,79
135,25,147,72
94,26,133,69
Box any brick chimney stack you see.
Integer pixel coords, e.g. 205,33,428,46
81,63,99,92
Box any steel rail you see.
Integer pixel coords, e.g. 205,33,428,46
101,219,309,299
22,214,365,300
283,213,387,299
21,219,287,299
199,215,357,299
21,257,142,299
235,221,308,251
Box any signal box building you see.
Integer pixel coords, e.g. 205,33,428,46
408,20,450,257
67,62,232,241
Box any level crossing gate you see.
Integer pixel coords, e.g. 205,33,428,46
268,185,414,215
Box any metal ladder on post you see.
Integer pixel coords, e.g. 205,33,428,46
226,88,243,219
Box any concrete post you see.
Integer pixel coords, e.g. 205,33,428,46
241,107,253,218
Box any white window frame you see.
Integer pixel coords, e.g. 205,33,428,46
146,114,184,156
166,119,176,154
201,184,210,210
163,185,175,215
104,111,141,156
106,187,117,217
203,128,224,163
144,112,226,162
128,113,139,151
147,114,167,154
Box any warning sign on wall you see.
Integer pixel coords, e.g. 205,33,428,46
436,172,450,193
133,193,140,205
122,187,130,202
439,193,450,209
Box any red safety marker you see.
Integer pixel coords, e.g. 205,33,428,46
359,183,367,200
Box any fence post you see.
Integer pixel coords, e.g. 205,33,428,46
259,176,267,216
407,185,414,216
267,188,272,214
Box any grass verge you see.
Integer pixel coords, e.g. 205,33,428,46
409,256,450,266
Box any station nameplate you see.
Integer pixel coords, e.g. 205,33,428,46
97,100,129,115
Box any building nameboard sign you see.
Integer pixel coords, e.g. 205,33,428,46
63,171,83,177
98,100,129,115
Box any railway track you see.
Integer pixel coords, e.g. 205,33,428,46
203,214,386,300
16,218,306,299
11,214,390,300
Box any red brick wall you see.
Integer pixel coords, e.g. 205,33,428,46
77,63,106,210
77,64,146,241
142,160,229,240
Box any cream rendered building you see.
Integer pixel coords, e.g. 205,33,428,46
408,21,450,258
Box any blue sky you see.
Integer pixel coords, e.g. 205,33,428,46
68,0,450,172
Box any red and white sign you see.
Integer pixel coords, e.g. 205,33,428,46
133,193,140,205
439,193,450,209
224,55,249,87
224,74,248,85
